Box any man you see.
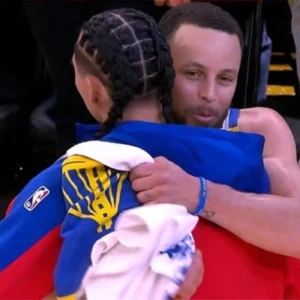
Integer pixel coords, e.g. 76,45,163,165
129,2,300,298
132,0,300,258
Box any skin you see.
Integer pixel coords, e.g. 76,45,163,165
72,29,203,298
170,25,240,127
154,0,191,7
130,24,300,258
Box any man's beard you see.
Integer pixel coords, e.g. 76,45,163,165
172,108,229,129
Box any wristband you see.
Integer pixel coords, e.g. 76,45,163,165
193,177,207,216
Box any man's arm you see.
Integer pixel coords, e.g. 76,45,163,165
131,109,300,258
201,175,300,257
201,108,300,257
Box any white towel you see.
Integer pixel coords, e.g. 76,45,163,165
77,204,198,300
67,140,154,171
67,141,198,300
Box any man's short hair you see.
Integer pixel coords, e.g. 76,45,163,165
158,2,244,51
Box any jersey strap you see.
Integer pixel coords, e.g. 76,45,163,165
223,108,240,132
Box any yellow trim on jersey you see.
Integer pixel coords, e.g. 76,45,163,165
228,126,239,132
56,294,76,300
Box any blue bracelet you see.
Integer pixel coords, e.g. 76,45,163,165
193,177,207,216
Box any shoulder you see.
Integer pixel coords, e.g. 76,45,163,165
8,159,65,214
22,159,63,192
239,107,296,162
61,141,153,208
238,107,286,132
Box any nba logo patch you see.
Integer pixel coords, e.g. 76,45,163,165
24,186,50,211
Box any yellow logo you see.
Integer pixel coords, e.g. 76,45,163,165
62,155,128,232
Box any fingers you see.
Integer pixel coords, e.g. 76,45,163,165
130,157,173,204
132,176,160,204
130,163,155,182
174,250,204,299
42,291,56,300
136,190,158,204
153,156,170,165
166,0,179,7
193,250,204,284
154,0,167,6
131,175,155,192
130,157,170,182
166,0,190,7
155,0,191,8
135,181,170,204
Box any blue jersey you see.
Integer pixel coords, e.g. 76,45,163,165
0,158,66,299
54,121,270,299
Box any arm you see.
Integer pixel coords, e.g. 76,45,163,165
54,155,131,299
0,161,65,299
202,173,300,257
201,109,300,258
131,109,300,258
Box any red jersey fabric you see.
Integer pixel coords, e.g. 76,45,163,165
192,220,300,299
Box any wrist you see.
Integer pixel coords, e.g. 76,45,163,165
192,176,208,216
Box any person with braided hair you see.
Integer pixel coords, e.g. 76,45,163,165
0,8,270,299
72,8,175,136
0,8,200,300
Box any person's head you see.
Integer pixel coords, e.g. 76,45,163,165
72,8,175,135
159,3,244,127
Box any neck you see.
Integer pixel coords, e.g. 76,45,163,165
121,96,164,123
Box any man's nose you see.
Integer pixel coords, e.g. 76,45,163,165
198,79,216,103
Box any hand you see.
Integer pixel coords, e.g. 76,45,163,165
130,157,200,213
42,291,56,300
174,250,204,299
154,0,191,7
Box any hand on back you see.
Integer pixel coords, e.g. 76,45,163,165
130,156,200,213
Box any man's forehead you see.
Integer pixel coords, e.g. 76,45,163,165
170,24,240,51
169,24,241,71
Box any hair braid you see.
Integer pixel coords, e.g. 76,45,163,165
151,26,175,124
77,8,176,136
81,12,139,135
134,10,175,124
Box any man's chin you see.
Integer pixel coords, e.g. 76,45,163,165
186,118,215,128
173,115,221,128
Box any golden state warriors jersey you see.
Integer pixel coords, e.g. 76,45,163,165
222,108,240,132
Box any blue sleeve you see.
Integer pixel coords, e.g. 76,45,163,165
0,159,66,270
55,155,140,299
0,159,66,299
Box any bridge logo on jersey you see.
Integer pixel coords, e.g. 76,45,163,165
62,155,128,232
24,186,50,211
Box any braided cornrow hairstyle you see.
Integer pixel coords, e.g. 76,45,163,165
76,8,175,136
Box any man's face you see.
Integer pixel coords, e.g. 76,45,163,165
169,24,242,127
